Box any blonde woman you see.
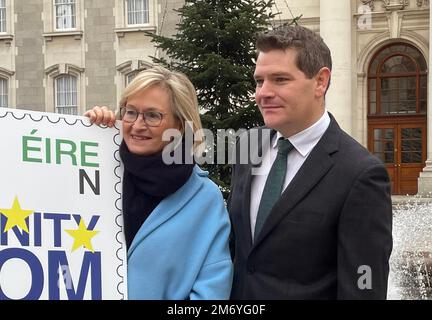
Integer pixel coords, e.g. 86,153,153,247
85,66,233,299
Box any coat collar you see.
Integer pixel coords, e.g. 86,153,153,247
127,165,206,257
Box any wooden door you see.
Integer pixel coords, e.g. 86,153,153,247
368,119,426,195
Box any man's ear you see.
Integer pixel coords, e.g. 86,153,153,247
314,67,331,98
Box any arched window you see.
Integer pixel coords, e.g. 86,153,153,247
0,77,7,107
126,70,140,85
368,43,427,116
46,63,83,115
55,74,77,115
116,59,151,88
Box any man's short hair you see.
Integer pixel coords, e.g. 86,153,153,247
256,25,332,79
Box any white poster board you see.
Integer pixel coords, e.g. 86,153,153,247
0,107,127,300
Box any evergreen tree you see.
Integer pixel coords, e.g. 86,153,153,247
146,0,295,196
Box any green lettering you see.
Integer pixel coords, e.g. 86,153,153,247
55,139,77,166
81,142,99,168
45,138,51,164
22,130,42,163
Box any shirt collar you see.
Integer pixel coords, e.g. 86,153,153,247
273,111,331,157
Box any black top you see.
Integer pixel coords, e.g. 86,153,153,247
119,141,194,249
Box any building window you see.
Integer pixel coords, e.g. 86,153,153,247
55,75,77,115
117,59,151,88
0,0,5,33
368,43,427,116
54,0,76,30
0,77,7,107
126,71,140,86
127,0,149,25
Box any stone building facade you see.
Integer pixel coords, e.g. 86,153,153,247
0,0,431,195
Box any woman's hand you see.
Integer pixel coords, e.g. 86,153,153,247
84,106,117,127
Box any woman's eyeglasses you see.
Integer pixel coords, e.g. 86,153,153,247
120,107,166,127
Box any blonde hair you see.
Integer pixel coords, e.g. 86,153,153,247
119,66,204,154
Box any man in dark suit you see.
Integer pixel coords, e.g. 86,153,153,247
228,25,392,299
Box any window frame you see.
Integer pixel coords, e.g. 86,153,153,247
116,60,151,107
367,43,427,117
0,77,8,108
54,74,78,115
0,0,6,33
45,64,84,115
126,0,150,26
53,0,77,31
125,70,140,86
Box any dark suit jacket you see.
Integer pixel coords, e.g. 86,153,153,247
228,114,393,299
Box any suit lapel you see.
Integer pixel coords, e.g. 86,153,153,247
240,127,273,248
241,166,253,247
253,116,341,246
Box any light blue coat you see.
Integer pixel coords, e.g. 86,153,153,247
127,165,233,299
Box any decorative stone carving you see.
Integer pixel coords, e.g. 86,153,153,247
361,0,375,10
360,0,411,11
381,0,409,10
416,0,429,7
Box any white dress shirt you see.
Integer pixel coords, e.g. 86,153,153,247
250,111,331,239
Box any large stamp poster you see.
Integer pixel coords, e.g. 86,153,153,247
0,108,127,300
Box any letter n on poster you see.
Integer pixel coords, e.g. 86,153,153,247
0,107,127,300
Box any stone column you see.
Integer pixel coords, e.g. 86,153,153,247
15,0,45,111
319,0,352,134
417,2,432,197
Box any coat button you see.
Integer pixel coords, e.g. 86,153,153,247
247,265,255,274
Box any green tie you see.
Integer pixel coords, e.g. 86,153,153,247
254,138,294,242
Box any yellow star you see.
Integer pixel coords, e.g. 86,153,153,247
65,218,99,253
0,196,34,233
